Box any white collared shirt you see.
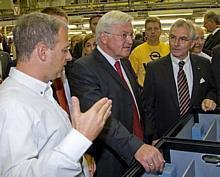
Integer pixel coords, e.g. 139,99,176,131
212,28,220,35
0,68,91,177
196,52,212,62
171,53,193,99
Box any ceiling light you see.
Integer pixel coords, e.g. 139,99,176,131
68,25,77,29
132,20,145,25
195,18,204,23
148,9,193,17
160,19,179,24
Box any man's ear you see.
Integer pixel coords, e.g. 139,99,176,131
36,42,49,62
100,32,108,44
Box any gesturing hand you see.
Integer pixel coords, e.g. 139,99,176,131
71,96,112,141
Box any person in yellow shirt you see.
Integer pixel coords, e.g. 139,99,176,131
129,17,169,86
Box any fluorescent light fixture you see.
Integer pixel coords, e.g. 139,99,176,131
195,18,204,23
132,20,145,25
83,23,90,28
68,25,77,29
162,27,171,31
148,9,193,17
68,31,83,35
160,19,178,24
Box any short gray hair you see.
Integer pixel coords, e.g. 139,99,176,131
13,12,68,61
204,11,219,24
170,18,196,40
95,10,133,44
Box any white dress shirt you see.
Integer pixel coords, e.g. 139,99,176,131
0,68,91,177
197,52,212,62
171,53,193,99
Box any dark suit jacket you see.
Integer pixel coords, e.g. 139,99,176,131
143,53,216,139
212,44,220,104
0,50,12,80
202,29,220,56
67,48,151,177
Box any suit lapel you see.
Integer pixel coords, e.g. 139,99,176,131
190,55,200,106
204,33,213,48
121,59,138,96
93,49,131,91
163,55,179,109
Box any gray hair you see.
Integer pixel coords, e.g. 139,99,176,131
13,12,68,61
170,18,196,40
95,10,133,44
204,11,219,24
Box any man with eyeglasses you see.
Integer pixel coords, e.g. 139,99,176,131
67,10,165,177
143,19,216,144
129,17,169,87
202,11,220,57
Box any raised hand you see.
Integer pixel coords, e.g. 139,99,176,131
71,96,112,141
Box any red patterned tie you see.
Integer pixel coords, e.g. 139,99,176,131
114,61,143,140
53,78,70,114
177,61,190,117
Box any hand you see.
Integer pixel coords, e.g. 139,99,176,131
134,144,165,173
84,153,96,177
71,96,112,141
201,99,216,112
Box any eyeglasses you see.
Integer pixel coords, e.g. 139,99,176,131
104,31,134,40
169,34,191,44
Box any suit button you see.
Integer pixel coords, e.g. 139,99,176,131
129,102,132,105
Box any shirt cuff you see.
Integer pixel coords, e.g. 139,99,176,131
55,129,92,162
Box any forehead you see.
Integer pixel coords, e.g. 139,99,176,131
196,28,204,36
146,21,160,27
111,23,133,31
170,26,190,36
56,27,68,43
85,37,95,44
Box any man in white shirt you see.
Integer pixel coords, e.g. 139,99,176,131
0,13,112,177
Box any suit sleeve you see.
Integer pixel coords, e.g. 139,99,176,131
143,63,159,140
67,60,144,165
204,59,217,102
212,46,220,104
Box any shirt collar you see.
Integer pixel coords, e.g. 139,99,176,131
9,67,52,97
212,28,220,35
170,52,190,66
97,45,119,67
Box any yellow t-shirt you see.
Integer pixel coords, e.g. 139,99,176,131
129,42,170,86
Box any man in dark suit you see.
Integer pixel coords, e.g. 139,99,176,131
0,49,12,81
143,19,217,143
212,44,220,104
202,11,220,56
67,10,164,177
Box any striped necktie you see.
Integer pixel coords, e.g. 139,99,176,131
177,61,190,117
